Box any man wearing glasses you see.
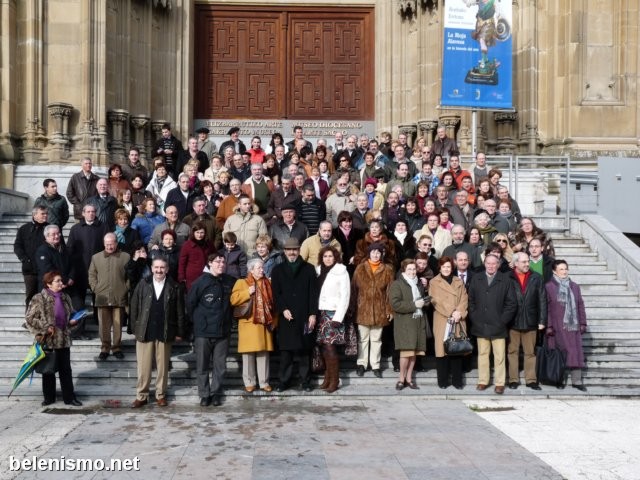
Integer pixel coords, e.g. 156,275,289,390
483,198,509,234
187,253,236,407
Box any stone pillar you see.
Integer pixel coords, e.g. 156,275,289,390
494,111,518,154
45,102,74,162
130,115,150,162
398,124,417,147
418,120,438,146
439,114,460,141
107,109,129,163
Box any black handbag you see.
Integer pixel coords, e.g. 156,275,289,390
536,338,567,387
311,345,325,373
444,321,473,356
35,346,58,374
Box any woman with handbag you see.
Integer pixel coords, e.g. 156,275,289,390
388,259,429,390
25,271,82,406
230,258,276,393
315,246,351,393
429,256,469,389
545,260,588,391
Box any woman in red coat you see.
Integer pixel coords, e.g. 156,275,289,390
178,221,215,291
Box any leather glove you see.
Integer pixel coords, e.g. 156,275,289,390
414,299,425,309
546,326,555,337
580,325,587,334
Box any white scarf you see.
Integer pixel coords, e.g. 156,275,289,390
402,273,423,318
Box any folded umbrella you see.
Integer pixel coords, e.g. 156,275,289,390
7,342,46,397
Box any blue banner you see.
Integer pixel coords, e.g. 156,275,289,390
441,0,513,109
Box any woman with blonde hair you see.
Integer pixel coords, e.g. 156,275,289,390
493,232,515,266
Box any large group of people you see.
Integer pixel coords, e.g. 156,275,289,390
15,122,589,408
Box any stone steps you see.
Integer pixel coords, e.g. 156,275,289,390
1,219,640,396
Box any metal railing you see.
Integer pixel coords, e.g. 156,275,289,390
459,154,598,230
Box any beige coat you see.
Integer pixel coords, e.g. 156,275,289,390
230,278,274,353
223,205,268,256
428,274,468,357
88,250,130,307
300,235,342,267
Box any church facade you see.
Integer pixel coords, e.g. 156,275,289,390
0,0,637,189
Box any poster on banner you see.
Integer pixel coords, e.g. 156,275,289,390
441,0,512,109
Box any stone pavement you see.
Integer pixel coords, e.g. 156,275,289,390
0,397,638,480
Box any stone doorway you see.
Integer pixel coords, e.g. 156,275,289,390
194,5,374,120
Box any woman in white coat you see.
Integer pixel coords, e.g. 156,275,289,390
316,245,351,393
145,162,177,212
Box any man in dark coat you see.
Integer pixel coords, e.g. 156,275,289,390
66,156,99,220
265,174,301,226
14,206,49,309
270,238,319,392
297,184,326,236
121,147,149,185
507,252,547,390
35,225,76,297
164,173,196,220
33,179,69,229
187,252,236,407
67,204,109,308
85,178,117,230
218,126,246,156
268,205,308,251
468,253,517,394
130,257,185,408
528,237,555,282
153,123,183,179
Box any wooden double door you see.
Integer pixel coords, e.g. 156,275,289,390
194,5,374,120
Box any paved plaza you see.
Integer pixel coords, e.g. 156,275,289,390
1,397,638,480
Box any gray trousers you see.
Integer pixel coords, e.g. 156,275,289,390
195,336,229,398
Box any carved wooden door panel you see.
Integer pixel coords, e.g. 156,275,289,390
195,10,285,119
194,6,373,120
287,13,373,119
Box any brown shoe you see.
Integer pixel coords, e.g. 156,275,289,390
261,385,273,393
131,399,147,408
476,384,488,391
494,386,505,394
244,386,256,393
156,398,168,407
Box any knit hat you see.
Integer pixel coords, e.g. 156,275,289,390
364,177,378,188
367,242,386,255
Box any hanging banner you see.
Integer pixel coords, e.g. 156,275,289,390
440,0,513,109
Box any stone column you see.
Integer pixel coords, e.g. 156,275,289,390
130,115,150,162
398,124,417,147
439,114,460,141
107,109,129,163
45,102,74,162
418,120,438,146
494,111,518,154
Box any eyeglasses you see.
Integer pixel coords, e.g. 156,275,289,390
496,239,508,244
337,183,347,187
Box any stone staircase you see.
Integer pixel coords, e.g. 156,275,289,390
1,213,639,401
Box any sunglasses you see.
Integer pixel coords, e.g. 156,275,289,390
496,239,508,244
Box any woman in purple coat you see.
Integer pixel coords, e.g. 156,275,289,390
545,259,588,391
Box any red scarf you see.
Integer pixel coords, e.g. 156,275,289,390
246,275,275,326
